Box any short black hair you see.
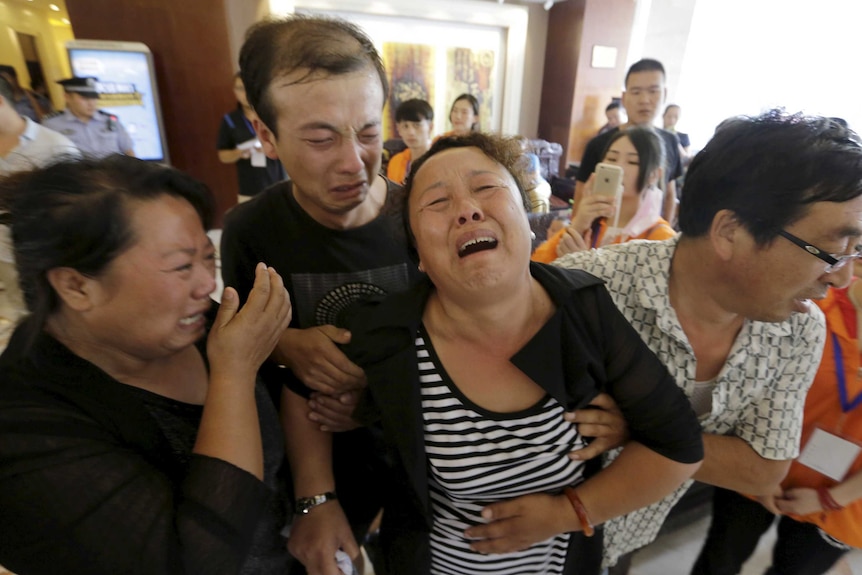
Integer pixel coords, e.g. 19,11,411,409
395,99,433,123
625,58,666,88
0,74,13,103
606,101,621,113
678,110,862,244
239,14,388,138
0,156,214,352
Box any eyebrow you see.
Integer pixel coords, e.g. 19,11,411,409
298,120,380,133
418,169,500,197
161,239,214,258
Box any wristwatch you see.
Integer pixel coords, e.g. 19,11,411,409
295,491,338,515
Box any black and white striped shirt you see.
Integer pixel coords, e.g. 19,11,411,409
417,329,587,575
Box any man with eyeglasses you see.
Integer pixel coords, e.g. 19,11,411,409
554,110,862,572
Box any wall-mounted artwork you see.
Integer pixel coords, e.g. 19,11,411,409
382,42,435,141
296,0,527,137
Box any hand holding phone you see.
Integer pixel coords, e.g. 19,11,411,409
592,162,624,229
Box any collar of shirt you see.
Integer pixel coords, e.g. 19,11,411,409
20,117,39,144
633,235,794,344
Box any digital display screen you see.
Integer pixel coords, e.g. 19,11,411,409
68,46,168,162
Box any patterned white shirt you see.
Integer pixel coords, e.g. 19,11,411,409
554,236,826,564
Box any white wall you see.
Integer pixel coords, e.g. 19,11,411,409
673,0,862,149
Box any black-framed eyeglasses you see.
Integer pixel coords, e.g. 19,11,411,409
778,230,862,273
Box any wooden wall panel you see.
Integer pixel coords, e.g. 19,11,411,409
537,0,585,172
538,0,636,170
65,0,238,225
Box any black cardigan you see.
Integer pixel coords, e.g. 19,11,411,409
0,319,283,575
341,262,703,575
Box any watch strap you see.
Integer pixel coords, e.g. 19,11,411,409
295,491,338,515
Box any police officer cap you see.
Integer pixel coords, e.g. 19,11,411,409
57,76,99,98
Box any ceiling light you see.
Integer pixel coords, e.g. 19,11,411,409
49,3,60,11
544,0,555,9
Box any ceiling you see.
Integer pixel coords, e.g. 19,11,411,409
476,0,569,7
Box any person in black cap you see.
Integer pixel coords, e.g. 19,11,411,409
43,76,134,158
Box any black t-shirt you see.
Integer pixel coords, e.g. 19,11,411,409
220,178,418,538
216,108,286,197
220,178,421,390
576,126,683,184
0,324,289,574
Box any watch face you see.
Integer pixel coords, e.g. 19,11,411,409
297,500,313,514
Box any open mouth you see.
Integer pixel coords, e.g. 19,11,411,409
458,236,498,257
332,182,365,194
179,314,203,326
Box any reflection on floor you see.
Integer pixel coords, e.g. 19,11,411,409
631,513,861,575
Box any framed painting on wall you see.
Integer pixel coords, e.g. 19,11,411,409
382,42,435,141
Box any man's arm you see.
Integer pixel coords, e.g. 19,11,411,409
662,179,678,224
282,388,360,575
116,122,135,157
694,434,790,495
566,398,791,495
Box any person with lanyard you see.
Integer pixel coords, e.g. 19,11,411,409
217,73,286,202
691,263,862,575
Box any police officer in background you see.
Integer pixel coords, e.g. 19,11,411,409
43,77,134,158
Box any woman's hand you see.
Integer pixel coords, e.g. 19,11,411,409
570,174,616,234
556,226,590,257
775,487,825,516
755,485,784,515
464,493,577,554
207,262,292,381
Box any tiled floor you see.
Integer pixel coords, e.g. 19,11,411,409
631,513,862,575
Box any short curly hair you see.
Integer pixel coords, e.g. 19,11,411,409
401,132,532,260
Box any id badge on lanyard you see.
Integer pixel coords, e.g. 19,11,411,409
797,333,862,481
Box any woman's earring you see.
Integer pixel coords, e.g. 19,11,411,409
418,261,425,273
530,230,537,240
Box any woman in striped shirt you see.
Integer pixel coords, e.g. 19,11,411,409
292,133,704,575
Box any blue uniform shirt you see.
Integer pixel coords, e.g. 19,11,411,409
43,110,134,158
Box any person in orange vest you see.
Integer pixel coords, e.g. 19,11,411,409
532,126,675,264
386,98,433,185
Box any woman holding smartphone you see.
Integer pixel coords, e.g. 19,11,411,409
532,127,675,263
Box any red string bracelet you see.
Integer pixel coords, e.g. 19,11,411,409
564,487,594,537
817,487,844,511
